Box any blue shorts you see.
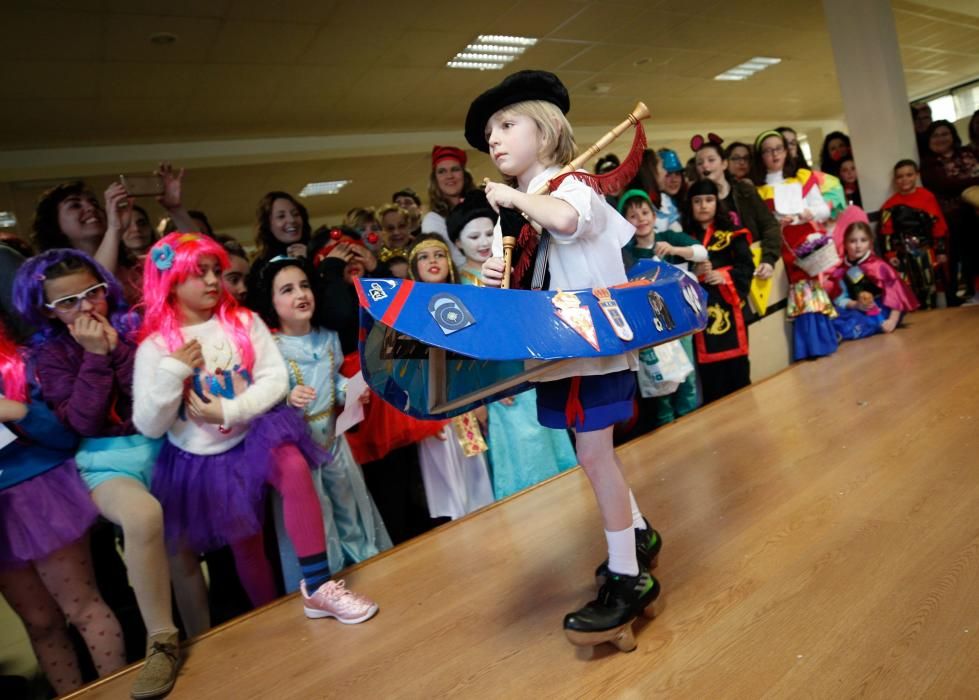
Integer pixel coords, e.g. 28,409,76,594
75,434,164,490
536,370,636,432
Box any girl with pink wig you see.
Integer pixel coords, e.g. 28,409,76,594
133,233,378,624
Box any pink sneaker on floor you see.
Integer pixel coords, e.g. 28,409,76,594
301,579,378,624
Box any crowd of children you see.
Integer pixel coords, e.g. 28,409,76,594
1,71,975,694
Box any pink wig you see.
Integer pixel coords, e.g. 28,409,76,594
0,317,27,403
139,232,255,371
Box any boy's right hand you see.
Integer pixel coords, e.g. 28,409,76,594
171,339,204,370
481,256,505,287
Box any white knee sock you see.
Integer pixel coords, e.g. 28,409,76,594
629,491,647,531
605,527,639,576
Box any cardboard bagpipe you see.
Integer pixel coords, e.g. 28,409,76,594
356,260,707,420
356,102,709,420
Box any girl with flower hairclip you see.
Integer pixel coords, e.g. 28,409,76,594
133,233,378,625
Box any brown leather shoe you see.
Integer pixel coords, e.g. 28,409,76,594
131,631,180,699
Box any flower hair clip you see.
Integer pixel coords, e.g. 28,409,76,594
690,133,724,152
151,242,175,271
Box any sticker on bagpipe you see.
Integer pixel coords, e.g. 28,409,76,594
648,291,676,332
428,293,475,335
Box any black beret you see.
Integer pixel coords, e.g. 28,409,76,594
445,189,498,242
464,70,571,153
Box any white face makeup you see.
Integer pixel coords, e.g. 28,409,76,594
457,217,495,264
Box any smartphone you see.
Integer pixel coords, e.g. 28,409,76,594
120,174,164,197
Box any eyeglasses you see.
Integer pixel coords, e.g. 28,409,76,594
729,155,749,163
761,146,786,157
45,282,108,311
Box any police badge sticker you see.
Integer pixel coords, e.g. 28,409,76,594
428,293,475,335
552,290,601,351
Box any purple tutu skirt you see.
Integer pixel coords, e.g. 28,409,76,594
0,461,99,569
152,405,327,554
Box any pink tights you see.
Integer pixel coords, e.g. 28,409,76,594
0,537,125,696
230,445,326,606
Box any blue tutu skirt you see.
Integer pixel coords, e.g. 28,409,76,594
792,312,839,361
152,405,327,554
0,461,99,569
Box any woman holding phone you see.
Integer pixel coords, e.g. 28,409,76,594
31,163,194,303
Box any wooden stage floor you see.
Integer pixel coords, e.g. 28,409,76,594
68,309,979,699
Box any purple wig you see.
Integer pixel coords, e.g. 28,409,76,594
13,248,136,342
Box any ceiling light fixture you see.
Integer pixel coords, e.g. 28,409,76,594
299,180,351,197
0,211,16,228
714,56,781,82
447,35,538,71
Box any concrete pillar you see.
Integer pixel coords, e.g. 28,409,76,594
822,0,917,213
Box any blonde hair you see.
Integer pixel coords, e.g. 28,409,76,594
499,100,577,167
376,203,408,223
343,206,376,230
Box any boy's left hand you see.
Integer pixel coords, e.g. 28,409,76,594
881,316,899,333
484,180,521,212
654,241,674,258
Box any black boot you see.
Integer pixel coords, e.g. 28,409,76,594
563,571,660,651
595,518,662,585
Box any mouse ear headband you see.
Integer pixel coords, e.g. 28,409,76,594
690,132,724,152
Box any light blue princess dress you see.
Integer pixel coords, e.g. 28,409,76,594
273,328,392,589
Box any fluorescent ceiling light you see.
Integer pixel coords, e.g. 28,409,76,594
456,52,517,63
448,35,538,70
299,180,351,197
469,44,524,54
448,61,505,70
714,56,781,81
477,35,538,47
0,211,16,228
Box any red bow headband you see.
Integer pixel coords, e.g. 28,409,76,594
690,133,724,152
432,145,467,169
313,228,373,268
